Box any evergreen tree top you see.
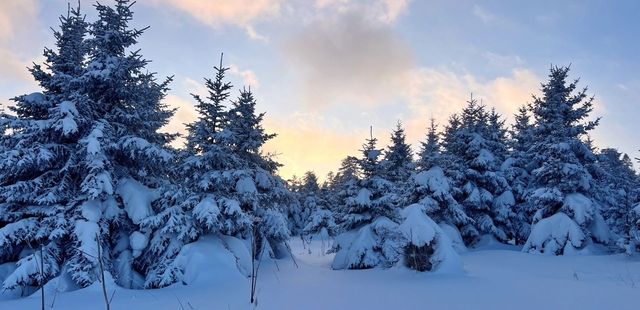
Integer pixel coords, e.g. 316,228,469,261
532,65,599,141
418,118,441,170
302,171,320,193
383,120,413,181
186,53,232,154
359,127,382,179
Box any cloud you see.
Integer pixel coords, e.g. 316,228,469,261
483,51,524,69
283,11,414,109
472,4,495,24
0,0,38,42
0,0,40,84
229,64,261,89
315,0,411,24
0,48,32,84
148,0,282,40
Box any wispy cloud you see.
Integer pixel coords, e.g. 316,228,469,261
0,0,41,100
229,64,261,89
283,10,414,109
147,0,282,40
472,4,495,24
316,0,412,24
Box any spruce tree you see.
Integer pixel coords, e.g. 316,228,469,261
0,3,90,291
417,118,442,171
442,97,515,245
523,66,609,255
382,121,413,182
185,54,232,154
225,87,279,172
409,118,469,232
140,55,247,288
503,105,536,244
595,149,639,253
342,129,398,230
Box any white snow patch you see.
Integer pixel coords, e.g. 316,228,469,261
523,212,586,255
563,193,594,225
116,178,158,224
81,200,103,223
355,188,372,205
172,236,248,285
414,167,450,195
193,196,221,230
235,176,257,194
255,170,272,189
129,231,148,258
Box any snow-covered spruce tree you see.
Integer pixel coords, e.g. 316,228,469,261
142,64,292,287
285,175,305,234
223,87,292,258
441,98,515,245
440,114,465,189
382,121,414,183
139,55,244,288
417,118,442,171
342,130,399,230
594,149,639,253
502,105,536,244
485,107,520,243
331,129,404,269
407,165,471,233
523,66,610,255
298,171,337,247
297,172,324,232
0,4,90,292
77,0,177,288
408,118,470,235
327,155,361,223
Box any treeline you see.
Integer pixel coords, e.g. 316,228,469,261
288,68,640,270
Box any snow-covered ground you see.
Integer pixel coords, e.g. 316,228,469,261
1,237,639,310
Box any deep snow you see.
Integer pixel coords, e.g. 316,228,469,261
1,237,639,310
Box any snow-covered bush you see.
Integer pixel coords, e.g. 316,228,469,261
332,205,461,272
399,204,461,272
331,217,403,270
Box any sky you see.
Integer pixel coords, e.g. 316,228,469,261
1,0,639,179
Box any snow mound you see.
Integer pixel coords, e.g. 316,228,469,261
172,235,248,285
116,178,158,224
523,212,587,255
81,200,103,222
439,223,467,252
399,204,437,247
